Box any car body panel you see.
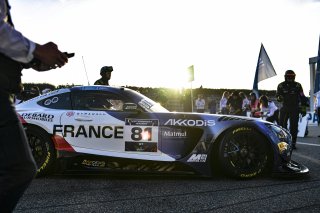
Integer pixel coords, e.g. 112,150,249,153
16,86,308,177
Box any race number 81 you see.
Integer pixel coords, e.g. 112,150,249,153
125,119,159,143
131,127,152,141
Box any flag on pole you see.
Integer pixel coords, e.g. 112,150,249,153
187,65,194,82
314,35,320,94
252,44,277,96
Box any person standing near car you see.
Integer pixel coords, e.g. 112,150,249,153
219,91,229,114
259,95,279,123
0,0,69,211
227,91,242,115
94,66,113,85
276,70,307,149
249,92,260,117
195,94,205,113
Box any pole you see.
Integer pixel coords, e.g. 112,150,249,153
82,56,90,86
190,82,193,112
309,56,318,112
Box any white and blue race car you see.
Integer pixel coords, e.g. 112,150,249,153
16,86,308,178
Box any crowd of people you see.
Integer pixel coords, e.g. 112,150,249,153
192,70,311,150
216,90,280,121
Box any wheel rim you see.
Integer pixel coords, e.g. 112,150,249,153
223,132,267,173
27,133,49,168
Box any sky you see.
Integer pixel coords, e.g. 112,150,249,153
9,0,320,93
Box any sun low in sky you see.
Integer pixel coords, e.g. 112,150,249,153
11,0,320,93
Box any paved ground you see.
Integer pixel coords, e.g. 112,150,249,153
14,126,320,213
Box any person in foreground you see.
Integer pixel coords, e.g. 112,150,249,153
0,0,69,211
276,70,307,150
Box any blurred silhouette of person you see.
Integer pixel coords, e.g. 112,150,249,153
195,94,205,113
29,86,40,99
219,91,229,114
227,91,242,115
249,92,260,117
94,66,113,85
208,95,217,114
0,0,69,211
239,92,250,116
259,95,279,123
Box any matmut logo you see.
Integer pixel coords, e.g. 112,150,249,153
164,119,215,127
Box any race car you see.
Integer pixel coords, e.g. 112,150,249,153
16,86,309,178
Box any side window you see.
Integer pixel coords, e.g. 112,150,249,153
72,91,126,111
37,93,72,109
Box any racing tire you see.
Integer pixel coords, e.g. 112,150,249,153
26,126,56,176
218,127,270,179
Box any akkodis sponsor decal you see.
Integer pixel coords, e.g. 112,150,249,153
164,119,215,127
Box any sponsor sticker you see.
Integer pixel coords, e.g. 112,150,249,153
81,160,106,168
164,119,215,127
162,128,187,138
66,111,75,117
44,97,59,106
138,99,153,110
187,154,207,162
21,112,55,122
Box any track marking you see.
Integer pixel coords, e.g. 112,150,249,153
297,142,320,147
292,152,320,165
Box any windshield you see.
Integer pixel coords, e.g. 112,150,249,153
126,89,169,113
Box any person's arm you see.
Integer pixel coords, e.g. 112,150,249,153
0,7,68,70
276,83,284,102
0,18,35,63
266,102,277,117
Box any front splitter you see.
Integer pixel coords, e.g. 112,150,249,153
272,160,309,178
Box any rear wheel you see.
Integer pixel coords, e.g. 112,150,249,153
218,127,270,179
26,126,56,176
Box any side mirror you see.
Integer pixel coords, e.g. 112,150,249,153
123,103,139,112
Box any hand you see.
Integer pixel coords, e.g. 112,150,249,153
300,106,307,117
33,42,68,69
31,62,56,72
277,95,283,102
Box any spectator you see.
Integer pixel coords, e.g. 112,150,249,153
29,86,41,98
208,95,217,114
227,91,242,115
259,95,279,123
195,94,205,113
239,92,250,116
249,92,260,117
94,66,113,85
219,91,229,114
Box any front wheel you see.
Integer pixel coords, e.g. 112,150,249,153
26,126,56,176
218,127,271,179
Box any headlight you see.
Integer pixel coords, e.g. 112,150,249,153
277,142,289,154
267,124,291,141
266,124,292,155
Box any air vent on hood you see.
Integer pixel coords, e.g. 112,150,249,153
217,116,254,122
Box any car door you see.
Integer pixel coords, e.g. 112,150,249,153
59,90,161,158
